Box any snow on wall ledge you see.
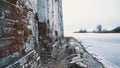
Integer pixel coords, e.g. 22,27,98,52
0,0,64,67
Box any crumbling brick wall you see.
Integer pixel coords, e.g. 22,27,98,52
0,0,64,67
0,0,40,67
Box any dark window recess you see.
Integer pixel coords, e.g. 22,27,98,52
29,8,33,12
55,31,58,36
38,23,47,37
47,20,49,24
35,13,39,21
55,31,58,41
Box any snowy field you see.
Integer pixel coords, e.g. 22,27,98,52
65,33,120,68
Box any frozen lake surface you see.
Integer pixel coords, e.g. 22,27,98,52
65,33,120,68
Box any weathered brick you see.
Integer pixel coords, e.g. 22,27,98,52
6,38,24,55
2,30,17,38
23,6,29,16
0,19,15,27
7,46,16,55
0,0,64,68
14,23,28,30
14,44,19,51
5,11,23,20
17,38,24,45
24,29,32,36
0,0,38,67
6,24,15,28
6,0,17,4
0,0,28,20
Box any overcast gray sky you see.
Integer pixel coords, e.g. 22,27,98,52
62,0,120,33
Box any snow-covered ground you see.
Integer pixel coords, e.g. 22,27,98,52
65,33,120,68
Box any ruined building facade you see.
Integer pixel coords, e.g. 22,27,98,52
0,0,64,67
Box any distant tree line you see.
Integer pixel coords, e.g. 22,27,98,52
79,29,87,33
100,26,120,33
74,25,120,33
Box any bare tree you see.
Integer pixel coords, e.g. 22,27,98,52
97,25,102,32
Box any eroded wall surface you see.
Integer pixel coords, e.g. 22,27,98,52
0,0,64,67
0,0,40,67
38,0,64,42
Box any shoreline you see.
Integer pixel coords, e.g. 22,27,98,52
70,37,105,68
65,37,114,68
72,37,114,68
41,37,105,68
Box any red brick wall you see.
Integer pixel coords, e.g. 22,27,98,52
0,0,40,67
0,0,64,67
